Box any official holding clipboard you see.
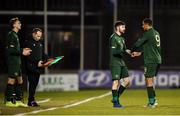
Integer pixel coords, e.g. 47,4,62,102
42,56,64,67
23,28,49,107
23,28,64,107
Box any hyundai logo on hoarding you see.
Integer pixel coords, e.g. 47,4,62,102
80,71,111,87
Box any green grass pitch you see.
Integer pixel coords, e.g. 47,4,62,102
0,89,180,115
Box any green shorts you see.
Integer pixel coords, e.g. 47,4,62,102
7,65,21,78
110,66,129,80
144,63,160,77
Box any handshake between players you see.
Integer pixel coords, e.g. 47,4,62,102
125,49,142,57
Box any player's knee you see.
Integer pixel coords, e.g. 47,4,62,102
146,77,154,87
16,76,23,84
146,82,153,87
18,80,23,84
113,80,119,86
112,80,119,89
7,78,15,85
124,79,130,87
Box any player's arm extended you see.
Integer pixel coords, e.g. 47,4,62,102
123,42,132,55
131,36,148,52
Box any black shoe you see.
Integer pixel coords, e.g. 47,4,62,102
28,101,40,107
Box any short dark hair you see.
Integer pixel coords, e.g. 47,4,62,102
143,18,153,26
114,21,125,30
9,17,19,28
32,28,42,34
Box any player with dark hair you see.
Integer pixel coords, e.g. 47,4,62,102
131,18,162,108
109,21,131,108
23,28,48,107
5,17,31,107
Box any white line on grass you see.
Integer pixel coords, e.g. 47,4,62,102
62,91,111,108
14,91,111,116
14,107,59,116
14,98,51,116
37,98,51,104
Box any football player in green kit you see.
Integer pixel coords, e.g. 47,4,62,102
131,18,162,108
5,17,32,107
110,21,131,108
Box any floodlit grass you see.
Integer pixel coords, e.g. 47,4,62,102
0,89,180,115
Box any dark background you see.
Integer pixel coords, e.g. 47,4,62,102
0,0,180,74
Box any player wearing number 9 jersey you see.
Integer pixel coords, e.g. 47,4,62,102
132,19,161,65
131,18,162,107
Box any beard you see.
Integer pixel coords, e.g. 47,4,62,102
120,30,125,34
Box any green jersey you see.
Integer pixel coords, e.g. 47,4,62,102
109,33,127,66
6,31,21,66
132,28,162,64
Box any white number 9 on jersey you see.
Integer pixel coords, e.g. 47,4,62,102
155,35,160,47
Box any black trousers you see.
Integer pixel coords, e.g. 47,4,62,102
27,72,40,102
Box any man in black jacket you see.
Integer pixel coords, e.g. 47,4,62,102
23,28,48,107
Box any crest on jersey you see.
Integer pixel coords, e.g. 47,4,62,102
10,45,15,47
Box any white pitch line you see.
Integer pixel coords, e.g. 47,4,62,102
14,107,59,116
14,91,111,116
14,98,51,116
62,91,111,108
27,107,59,114
37,98,51,104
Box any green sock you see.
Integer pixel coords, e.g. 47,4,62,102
118,85,126,98
15,84,23,101
112,90,118,102
6,84,15,102
147,87,155,104
153,89,156,99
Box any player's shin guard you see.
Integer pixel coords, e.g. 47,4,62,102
15,84,23,101
147,87,155,105
118,85,126,98
5,84,15,103
112,90,118,102
112,90,123,107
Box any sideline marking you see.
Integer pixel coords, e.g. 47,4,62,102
15,92,111,116
62,92,111,108
14,98,51,116
37,98,51,104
